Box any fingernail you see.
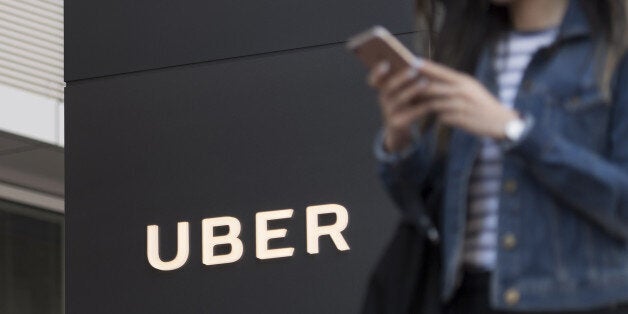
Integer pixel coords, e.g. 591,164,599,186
406,68,418,78
411,57,424,70
379,61,390,73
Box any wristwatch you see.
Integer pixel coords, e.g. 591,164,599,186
504,118,526,143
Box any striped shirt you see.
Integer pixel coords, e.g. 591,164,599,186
463,28,558,270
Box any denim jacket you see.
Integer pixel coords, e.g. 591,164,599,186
375,1,628,311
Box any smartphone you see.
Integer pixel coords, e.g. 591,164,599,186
348,26,435,133
346,26,422,73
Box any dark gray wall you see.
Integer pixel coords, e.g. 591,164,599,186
66,1,417,313
65,0,417,80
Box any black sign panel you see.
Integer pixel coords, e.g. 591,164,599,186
66,35,416,313
65,0,416,81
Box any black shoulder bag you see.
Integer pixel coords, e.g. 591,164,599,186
361,164,444,314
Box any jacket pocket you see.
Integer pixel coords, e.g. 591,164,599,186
557,88,611,152
562,88,609,112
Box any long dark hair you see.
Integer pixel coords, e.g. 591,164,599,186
416,0,627,94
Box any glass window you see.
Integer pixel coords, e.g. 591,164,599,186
0,200,64,314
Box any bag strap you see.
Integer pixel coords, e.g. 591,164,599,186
398,182,440,244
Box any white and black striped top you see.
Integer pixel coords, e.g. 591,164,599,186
463,28,558,270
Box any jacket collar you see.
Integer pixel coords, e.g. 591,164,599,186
556,0,591,42
473,0,594,92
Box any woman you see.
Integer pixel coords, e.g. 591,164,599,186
368,0,628,313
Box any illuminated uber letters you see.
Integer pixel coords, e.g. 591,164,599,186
256,209,295,260
306,204,350,254
202,216,244,266
146,204,350,271
146,222,190,271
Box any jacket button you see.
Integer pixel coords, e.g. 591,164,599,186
504,180,518,193
503,233,517,249
504,288,521,305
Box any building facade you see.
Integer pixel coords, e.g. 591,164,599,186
0,0,64,313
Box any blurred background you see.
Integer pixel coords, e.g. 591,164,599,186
0,0,65,313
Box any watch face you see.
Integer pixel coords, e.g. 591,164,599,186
505,119,525,141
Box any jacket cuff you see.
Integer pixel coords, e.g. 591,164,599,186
373,128,421,164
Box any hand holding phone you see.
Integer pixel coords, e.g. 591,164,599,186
347,26,432,153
